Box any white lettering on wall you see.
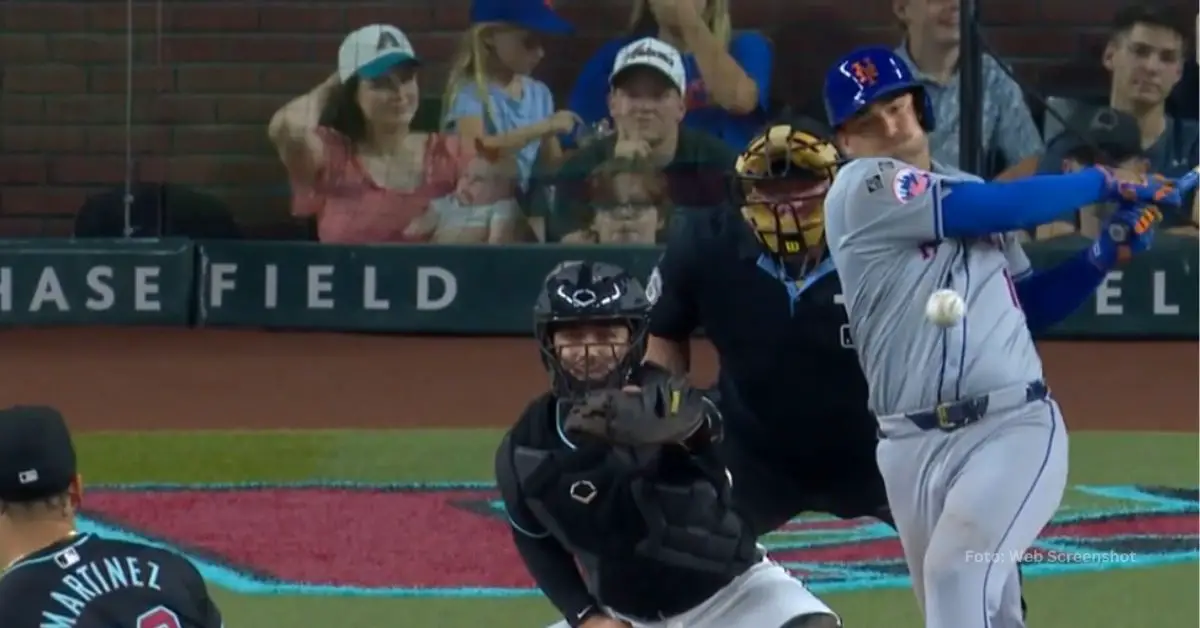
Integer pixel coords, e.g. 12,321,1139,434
85,267,115,311
307,265,334,309
1152,270,1179,315
30,268,69,312
209,263,237,308
264,264,279,309
363,266,389,310
1095,272,1123,315
134,267,161,311
416,267,456,311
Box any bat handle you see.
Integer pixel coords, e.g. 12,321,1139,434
1176,169,1200,196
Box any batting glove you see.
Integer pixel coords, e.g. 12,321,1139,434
1094,168,1184,208
1088,202,1162,268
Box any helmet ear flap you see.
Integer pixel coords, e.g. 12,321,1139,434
913,86,936,131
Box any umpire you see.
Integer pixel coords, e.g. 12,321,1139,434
634,118,1028,614
0,405,223,627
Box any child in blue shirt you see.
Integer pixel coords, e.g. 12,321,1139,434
442,0,580,192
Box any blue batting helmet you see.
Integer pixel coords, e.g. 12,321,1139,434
823,46,934,131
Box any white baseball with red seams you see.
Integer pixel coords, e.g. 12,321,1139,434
925,288,966,327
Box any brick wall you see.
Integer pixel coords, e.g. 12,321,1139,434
0,0,1126,237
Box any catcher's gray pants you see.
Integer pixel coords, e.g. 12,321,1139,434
542,558,839,628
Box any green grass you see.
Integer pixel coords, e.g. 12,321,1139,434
77,429,1199,627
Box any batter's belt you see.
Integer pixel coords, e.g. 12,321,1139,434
876,380,1049,439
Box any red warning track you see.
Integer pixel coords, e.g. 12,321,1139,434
0,329,1193,432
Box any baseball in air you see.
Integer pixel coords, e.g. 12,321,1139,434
925,289,966,327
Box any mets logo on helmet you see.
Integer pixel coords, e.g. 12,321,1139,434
892,168,933,203
849,59,879,86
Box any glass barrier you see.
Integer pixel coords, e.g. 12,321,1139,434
4,1,1191,244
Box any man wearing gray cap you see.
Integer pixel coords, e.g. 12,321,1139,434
0,406,223,627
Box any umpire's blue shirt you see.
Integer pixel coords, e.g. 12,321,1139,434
647,207,872,445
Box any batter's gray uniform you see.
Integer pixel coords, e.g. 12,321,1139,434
542,558,837,628
823,158,1069,628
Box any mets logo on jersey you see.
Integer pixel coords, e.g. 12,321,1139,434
892,168,933,204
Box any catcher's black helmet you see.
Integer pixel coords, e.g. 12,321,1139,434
533,260,651,398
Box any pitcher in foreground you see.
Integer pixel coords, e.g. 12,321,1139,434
0,406,223,627
820,47,1182,628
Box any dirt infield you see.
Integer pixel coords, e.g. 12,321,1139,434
1,329,1194,432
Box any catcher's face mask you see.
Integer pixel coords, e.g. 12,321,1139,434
736,125,839,278
549,322,634,389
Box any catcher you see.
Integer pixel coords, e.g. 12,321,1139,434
495,260,841,628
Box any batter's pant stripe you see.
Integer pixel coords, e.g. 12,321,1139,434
980,400,1057,628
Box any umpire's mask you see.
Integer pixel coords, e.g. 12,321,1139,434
735,122,840,279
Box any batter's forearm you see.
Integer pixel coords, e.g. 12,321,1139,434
512,531,599,625
940,169,1106,236
1014,249,1109,332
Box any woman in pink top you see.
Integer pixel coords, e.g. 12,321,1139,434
267,24,519,244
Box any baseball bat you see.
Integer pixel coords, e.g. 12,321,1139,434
1107,165,1200,243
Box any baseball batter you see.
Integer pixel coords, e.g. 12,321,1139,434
819,47,1182,628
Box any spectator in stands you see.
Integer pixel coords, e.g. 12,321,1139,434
549,38,736,241
442,0,580,192
1034,108,1153,239
1098,4,1197,178
560,157,670,244
567,0,772,150
1164,11,1198,120
892,0,1042,177
1042,5,1198,235
268,25,504,244
404,155,522,243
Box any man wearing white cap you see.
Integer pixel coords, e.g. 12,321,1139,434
549,37,735,241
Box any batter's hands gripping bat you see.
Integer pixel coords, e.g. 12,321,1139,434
1106,166,1199,243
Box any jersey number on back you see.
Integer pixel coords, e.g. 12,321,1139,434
137,606,182,628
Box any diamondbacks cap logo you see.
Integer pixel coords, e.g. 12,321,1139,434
849,59,880,86
376,30,401,52
892,168,932,203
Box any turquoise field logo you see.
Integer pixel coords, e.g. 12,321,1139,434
77,483,1197,597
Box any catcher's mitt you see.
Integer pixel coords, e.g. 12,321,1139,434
562,378,716,447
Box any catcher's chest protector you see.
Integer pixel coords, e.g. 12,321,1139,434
627,452,759,576
514,443,758,580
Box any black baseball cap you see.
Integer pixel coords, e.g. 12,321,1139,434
1038,108,1146,173
0,406,77,504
